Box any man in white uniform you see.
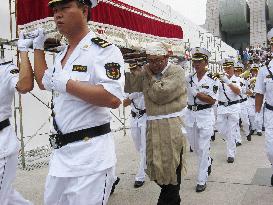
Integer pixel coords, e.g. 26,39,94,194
123,92,147,188
255,28,273,186
184,47,219,192
248,65,263,136
0,32,34,205
30,0,125,204
234,63,251,145
216,58,242,163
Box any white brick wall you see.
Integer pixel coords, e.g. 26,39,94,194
248,0,267,47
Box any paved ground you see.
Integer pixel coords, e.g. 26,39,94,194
14,131,273,205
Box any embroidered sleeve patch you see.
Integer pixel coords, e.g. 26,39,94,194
72,65,87,72
10,68,19,74
213,85,218,94
105,63,121,80
91,37,112,48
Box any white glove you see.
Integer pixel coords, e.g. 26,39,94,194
188,86,199,97
52,70,71,93
32,28,46,50
17,31,33,52
220,75,231,84
254,112,260,125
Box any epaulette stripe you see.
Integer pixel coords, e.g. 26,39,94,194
91,37,112,48
0,61,12,66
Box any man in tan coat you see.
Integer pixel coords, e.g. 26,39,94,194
125,42,187,205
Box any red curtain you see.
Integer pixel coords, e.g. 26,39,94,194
17,0,183,39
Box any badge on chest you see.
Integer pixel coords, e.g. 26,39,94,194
72,65,87,72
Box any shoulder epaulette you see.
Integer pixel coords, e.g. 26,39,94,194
91,37,112,48
207,73,218,81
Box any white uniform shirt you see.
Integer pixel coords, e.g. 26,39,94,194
239,77,248,99
0,62,19,157
255,61,273,106
218,75,242,114
184,72,219,128
42,31,125,177
129,92,146,127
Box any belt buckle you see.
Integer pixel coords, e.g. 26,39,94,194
224,102,229,107
192,105,198,111
49,134,60,149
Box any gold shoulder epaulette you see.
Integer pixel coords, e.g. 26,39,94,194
207,73,218,81
91,37,112,48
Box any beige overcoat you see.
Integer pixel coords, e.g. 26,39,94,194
125,63,187,185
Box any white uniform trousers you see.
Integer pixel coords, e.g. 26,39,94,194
249,104,263,133
264,109,273,174
131,125,147,182
235,122,242,143
239,103,250,137
0,153,32,205
44,167,115,205
216,113,240,158
186,123,212,185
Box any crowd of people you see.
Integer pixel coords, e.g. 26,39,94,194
1,0,273,205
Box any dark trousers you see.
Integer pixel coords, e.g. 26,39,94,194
157,151,182,205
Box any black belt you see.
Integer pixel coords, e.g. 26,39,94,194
0,119,10,131
250,96,255,99
265,102,273,111
219,100,241,107
240,98,247,103
49,122,111,149
187,104,212,111
131,109,146,118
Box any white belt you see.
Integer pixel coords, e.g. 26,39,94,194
147,111,182,121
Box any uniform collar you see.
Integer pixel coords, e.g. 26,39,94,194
60,31,96,68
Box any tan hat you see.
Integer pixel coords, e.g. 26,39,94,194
146,42,172,56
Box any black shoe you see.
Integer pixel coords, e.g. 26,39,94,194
257,132,262,136
208,158,213,176
227,157,234,163
190,146,193,152
134,180,145,188
236,142,242,147
211,132,215,141
247,134,252,141
271,175,273,186
196,184,206,192
110,177,120,195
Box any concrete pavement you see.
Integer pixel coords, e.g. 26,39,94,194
14,131,273,205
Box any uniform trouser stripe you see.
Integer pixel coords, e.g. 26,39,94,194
0,157,7,192
101,173,108,205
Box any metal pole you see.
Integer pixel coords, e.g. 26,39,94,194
14,0,26,168
123,104,126,136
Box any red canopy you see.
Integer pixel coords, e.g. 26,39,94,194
17,0,183,39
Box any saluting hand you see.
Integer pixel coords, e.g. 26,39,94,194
17,31,33,52
32,28,46,50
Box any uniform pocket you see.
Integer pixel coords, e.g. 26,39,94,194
70,72,90,82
